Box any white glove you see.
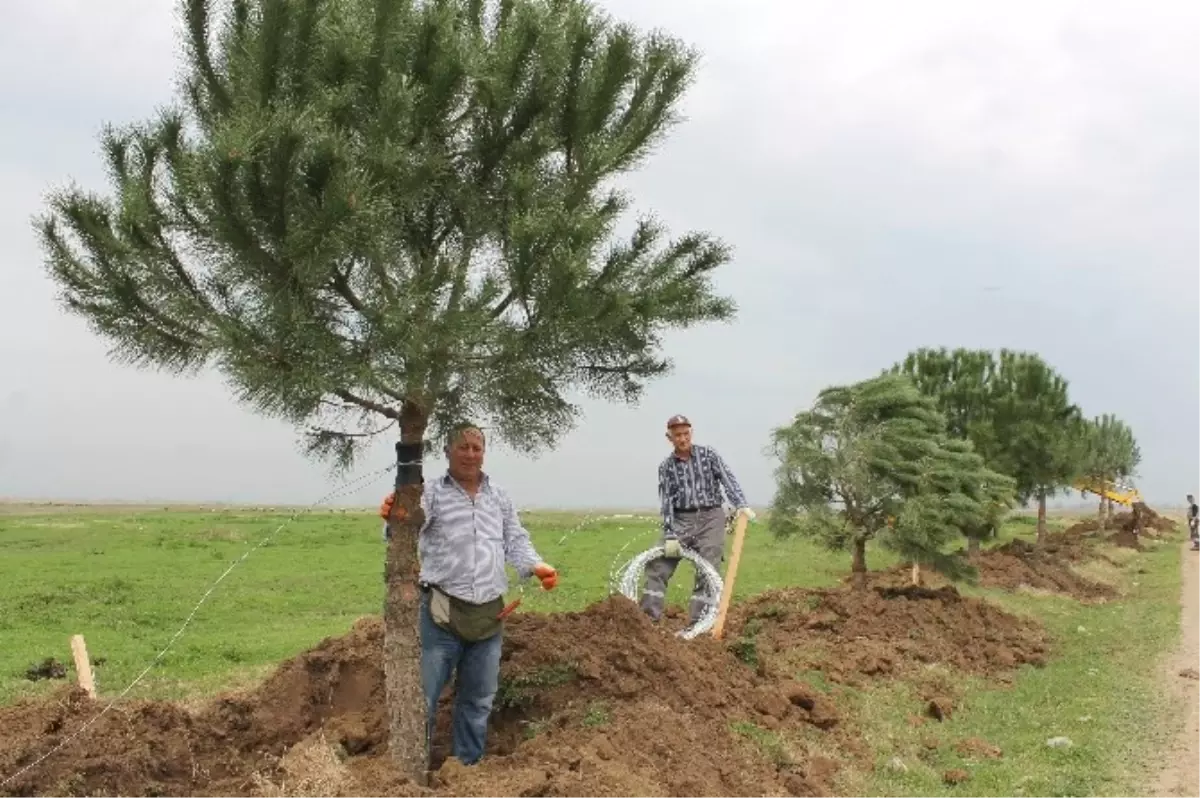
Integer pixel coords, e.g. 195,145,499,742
738,507,757,522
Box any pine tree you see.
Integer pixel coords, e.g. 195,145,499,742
891,347,1021,553
35,0,734,781
987,351,1082,543
1073,414,1141,526
887,437,1015,576
767,373,1010,588
891,347,997,450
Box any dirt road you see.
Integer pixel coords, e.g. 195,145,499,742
1152,540,1199,797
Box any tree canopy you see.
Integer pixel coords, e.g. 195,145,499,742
893,347,1084,543
891,347,997,448
1073,413,1141,520
38,0,736,466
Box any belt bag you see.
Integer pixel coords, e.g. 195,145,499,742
428,585,505,642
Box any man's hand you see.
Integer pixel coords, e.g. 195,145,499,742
533,563,558,591
379,493,408,523
663,538,682,559
738,506,757,522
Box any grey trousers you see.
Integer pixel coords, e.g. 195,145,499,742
640,507,725,624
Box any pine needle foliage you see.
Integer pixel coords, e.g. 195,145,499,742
767,373,1014,586
36,0,736,468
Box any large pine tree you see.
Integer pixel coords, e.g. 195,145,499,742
37,0,734,781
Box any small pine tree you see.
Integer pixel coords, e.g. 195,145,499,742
768,373,1009,589
886,437,1016,580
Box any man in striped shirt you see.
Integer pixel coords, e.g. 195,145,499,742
380,423,558,766
641,414,755,625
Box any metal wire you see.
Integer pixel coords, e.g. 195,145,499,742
612,545,724,640
0,464,394,791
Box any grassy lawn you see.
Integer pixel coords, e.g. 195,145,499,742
0,505,1183,797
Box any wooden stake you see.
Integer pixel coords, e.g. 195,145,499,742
911,562,920,586
711,511,751,640
70,634,96,698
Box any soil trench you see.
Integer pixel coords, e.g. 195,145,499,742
1149,540,1199,797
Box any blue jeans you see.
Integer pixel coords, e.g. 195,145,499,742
420,592,503,766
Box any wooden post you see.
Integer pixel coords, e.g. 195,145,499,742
70,635,96,698
711,510,751,640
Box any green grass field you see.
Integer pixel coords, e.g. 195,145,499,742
0,505,1185,796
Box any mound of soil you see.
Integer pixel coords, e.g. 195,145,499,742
727,584,1049,686
1105,529,1143,550
1112,502,1178,536
0,597,843,798
974,538,1119,600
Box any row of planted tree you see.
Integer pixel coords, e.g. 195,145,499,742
766,347,1141,587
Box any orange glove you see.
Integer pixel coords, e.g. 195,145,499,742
379,493,407,522
532,563,558,591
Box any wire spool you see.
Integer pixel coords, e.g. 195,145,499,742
613,545,724,640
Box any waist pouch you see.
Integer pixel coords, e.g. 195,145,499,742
428,585,505,642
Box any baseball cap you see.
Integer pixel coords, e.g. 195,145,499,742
666,414,691,429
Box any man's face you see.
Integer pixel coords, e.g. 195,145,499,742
1189,495,1195,504
447,428,485,481
668,424,692,454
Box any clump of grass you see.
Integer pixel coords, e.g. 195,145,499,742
495,662,579,710
731,721,794,767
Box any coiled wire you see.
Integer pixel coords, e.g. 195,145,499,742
612,545,724,640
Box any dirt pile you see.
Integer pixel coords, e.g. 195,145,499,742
974,538,1119,599
866,528,1118,601
1113,502,1178,536
1105,529,1144,550
727,584,1050,686
0,597,844,798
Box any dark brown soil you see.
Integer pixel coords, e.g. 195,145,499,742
0,588,1051,798
726,583,1050,686
1112,502,1178,536
1106,529,1143,550
0,598,846,798
973,537,1119,600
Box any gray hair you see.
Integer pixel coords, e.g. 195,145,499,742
445,423,486,450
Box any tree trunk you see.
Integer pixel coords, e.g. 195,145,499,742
1097,494,1106,531
1036,491,1048,544
384,403,430,785
851,538,868,590
967,536,981,561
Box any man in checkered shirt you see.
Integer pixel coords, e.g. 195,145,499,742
640,414,756,625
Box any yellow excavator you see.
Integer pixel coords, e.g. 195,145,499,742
1072,477,1142,507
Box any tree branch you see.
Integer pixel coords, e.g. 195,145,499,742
334,389,400,420
329,261,368,314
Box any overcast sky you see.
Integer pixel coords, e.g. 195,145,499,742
0,0,1196,511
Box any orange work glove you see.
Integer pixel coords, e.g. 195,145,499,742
379,493,407,522
532,563,558,591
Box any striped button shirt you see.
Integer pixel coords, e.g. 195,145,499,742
658,445,748,538
387,472,542,605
